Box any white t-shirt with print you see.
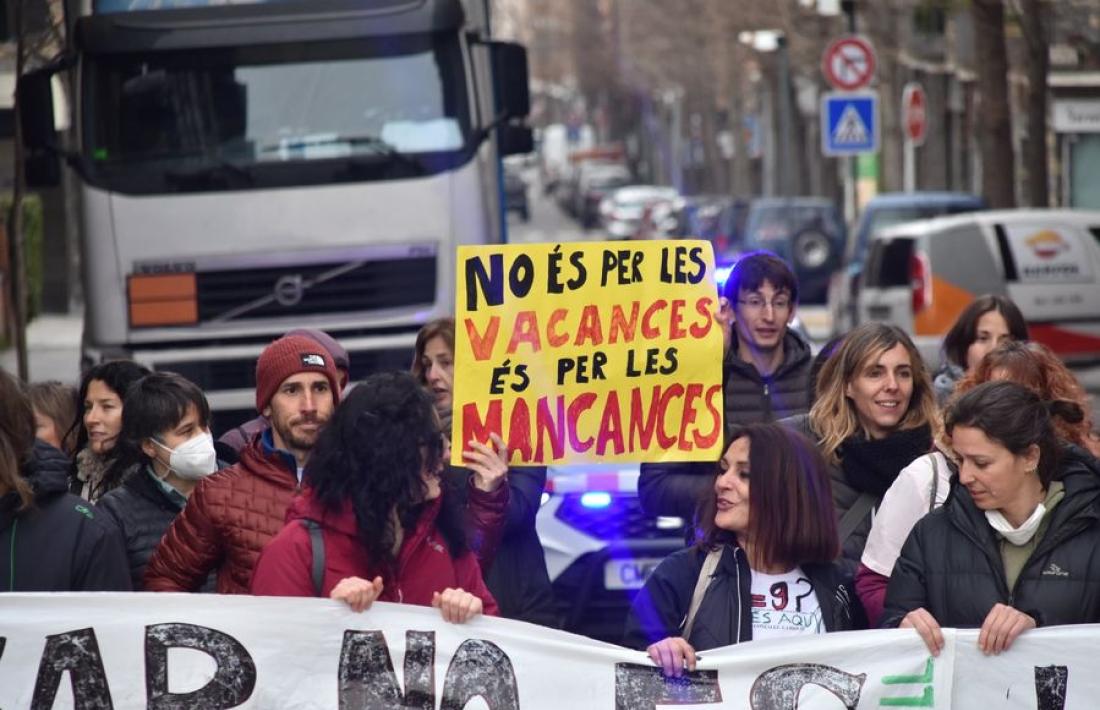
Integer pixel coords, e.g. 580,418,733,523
750,567,824,640
861,451,952,577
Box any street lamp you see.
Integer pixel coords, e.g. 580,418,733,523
739,30,793,196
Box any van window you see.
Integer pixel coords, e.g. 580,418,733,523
865,238,914,288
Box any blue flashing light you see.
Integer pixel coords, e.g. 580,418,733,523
714,264,735,290
579,491,613,509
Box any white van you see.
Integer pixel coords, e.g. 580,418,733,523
858,210,1100,365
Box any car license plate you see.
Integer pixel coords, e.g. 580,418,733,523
604,558,664,591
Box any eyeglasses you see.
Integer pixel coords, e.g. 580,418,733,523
737,297,792,313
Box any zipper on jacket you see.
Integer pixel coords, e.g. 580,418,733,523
8,518,17,591
734,546,743,644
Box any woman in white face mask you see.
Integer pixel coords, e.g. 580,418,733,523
96,372,221,590
881,381,1100,657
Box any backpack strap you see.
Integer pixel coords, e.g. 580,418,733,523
837,492,877,548
299,519,325,597
927,454,940,514
682,547,723,641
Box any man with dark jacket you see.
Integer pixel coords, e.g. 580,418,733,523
0,366,130,592
639,252,813,520
145,334,342,593
97,372,221,590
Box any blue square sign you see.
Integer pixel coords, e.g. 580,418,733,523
821,92,879,156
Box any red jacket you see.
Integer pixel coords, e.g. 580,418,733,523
144,435,300,594
250,489,500,615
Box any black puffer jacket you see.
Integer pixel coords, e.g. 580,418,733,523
637,331,812,520
623,543,859,651
445,464,556,626
881,447,1100,629
96,468,215,592
0,442,131,591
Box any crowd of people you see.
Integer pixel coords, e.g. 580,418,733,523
2,250,1100,674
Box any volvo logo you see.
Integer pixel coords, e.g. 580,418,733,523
273,274,305,307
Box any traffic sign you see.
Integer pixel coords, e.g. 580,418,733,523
821,92,879,156
902,82,927,146
822,36,876,91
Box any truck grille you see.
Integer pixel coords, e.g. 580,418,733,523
195,255,436,322
555,494,686,541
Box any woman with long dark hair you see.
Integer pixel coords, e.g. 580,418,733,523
933,295,1028,404
624,423,858,677
71,360,151,501
882,381,1100,656
0,368,130,591
251,371,499,621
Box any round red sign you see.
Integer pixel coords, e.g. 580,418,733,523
822,36,876,91
903,83,927,145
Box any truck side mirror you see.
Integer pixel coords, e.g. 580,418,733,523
488,41,530,120
17,68,61,188
497,124,533,157
18,68,57,151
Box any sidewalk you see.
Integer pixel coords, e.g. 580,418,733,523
1,312,83,384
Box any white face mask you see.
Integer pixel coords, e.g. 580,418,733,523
986,504,1047,546
152,431,218,480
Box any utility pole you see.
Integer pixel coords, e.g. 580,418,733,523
777,35,792,196
841,0,858,220
7,0,30,381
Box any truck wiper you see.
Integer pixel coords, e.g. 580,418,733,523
164,159,255,188
260,135,424,175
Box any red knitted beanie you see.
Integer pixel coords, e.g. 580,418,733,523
255,334,341,413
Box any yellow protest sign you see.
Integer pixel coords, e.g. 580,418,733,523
452,240,724,466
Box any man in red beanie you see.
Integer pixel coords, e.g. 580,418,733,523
144,334,341,594
216,328,350,462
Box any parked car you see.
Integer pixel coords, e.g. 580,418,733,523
600,185,680,239
741,197,846,304
574,163,632,228
858,209,1100,366
503,166,529,221
829,192,986,335
537,464,685,643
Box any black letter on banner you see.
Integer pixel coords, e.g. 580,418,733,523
613,662,721,710
439,639,519,710
145,623,256,709
338,630,435,710
32,627,113,709
1034,666,1068,710
749,663,865,710
508,254,534,299
465,254,504,311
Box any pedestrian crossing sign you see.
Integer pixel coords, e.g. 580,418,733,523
821,92,879,156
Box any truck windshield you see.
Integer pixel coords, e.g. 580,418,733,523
84,33,472,193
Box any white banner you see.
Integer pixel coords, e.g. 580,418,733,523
0,593,1095,708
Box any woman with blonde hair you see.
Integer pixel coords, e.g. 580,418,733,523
783,322,939,574
857,339,1099,624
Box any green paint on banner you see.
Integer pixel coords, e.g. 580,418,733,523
882,657,934,685
879,685,934,707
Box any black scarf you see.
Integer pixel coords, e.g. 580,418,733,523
840,424,933,498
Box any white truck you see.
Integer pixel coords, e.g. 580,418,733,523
20,0,531,430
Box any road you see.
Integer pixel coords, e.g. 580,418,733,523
3,174,1099,422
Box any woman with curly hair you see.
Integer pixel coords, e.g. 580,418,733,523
411,317,557,626
251,371,501,622
783,322,939,576
857,340,1097,624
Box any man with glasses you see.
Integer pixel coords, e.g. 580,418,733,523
639,251,813,520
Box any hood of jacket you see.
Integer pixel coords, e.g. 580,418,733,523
24,441,72,502
726,329,812,382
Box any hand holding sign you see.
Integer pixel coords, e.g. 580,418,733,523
464,433,509,492
646,636,697,678
432,587,484,623
330,576,384,613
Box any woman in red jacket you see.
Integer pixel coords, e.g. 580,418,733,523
251,371,500,622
